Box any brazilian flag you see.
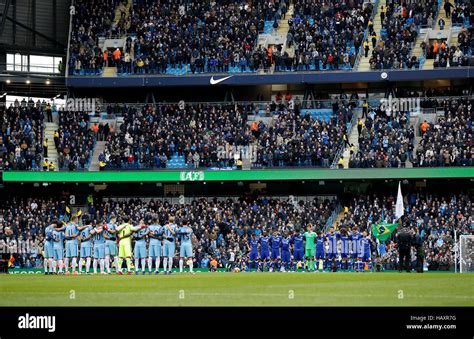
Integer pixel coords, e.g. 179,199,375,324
371,223,398,241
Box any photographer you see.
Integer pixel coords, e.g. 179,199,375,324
396,227,412,273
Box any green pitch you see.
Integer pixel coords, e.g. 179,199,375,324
1,272,473,306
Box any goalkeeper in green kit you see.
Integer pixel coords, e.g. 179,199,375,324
304,224,317,272
114,216,143,275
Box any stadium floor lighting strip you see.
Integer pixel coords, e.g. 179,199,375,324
2,168,473,182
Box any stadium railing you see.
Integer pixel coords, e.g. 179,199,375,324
330,113,357,169
89,95,474,120
98,97,365,112
66,61,474,78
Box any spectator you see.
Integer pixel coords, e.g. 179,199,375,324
338,192,472,270
369,0,438,70
56,110,96,171
415,98,473,167
349,104,414,168
102,102,346,170
0,105,44,171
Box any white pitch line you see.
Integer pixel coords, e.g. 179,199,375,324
2,291,473,299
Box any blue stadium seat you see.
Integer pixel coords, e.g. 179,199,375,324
263,21,274,34
300,109,333,122
167,154,186,169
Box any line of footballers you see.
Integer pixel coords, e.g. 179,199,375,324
43,212,373,274
43,215,195,275
248,224,373,272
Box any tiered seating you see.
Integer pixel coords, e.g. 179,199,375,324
0,105,44,171
339,192,471,270
56,111,96,171
68,0,121,76
112,0,275,75
276,0,372,72
349,107,415,168
299,109,333,122
167,154,187,169
263,21,275,34
415,98,473,167
369,0,439,70
100,102,345,170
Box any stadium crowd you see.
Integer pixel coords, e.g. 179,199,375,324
126,0,280,75
449,1,474,27
67,0,473,75
102,103,253,169
349,96,473,168
278,0,372,71
254,107,347,167
0,103,45,171
55,111,96,171
423,30,473,69
1,94,472,172
337,192,472,271
349,107,415,168
68,0,119,75
415,98,473,167
367,0,439,70
0,197,70,269
101,103,347,170
68,0,377,75
420,1,473,68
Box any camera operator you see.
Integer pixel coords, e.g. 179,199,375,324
412,228,424,273
396,226,412,273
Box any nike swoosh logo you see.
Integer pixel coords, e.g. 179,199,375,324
210,75,233,85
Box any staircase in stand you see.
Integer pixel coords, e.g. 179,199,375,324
332,210,346,229
113,0,132,30
435,5,452,30
280,5,295,57
43,122,59,170
257,4,295,66
102,67,118,77
357,0,385,71
411,29,428,67
89,141,106,171
341,110,362,168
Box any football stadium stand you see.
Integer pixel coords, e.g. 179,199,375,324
336,192,472,270
1,96,472,172
100,103,347,170
67,0,473,77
